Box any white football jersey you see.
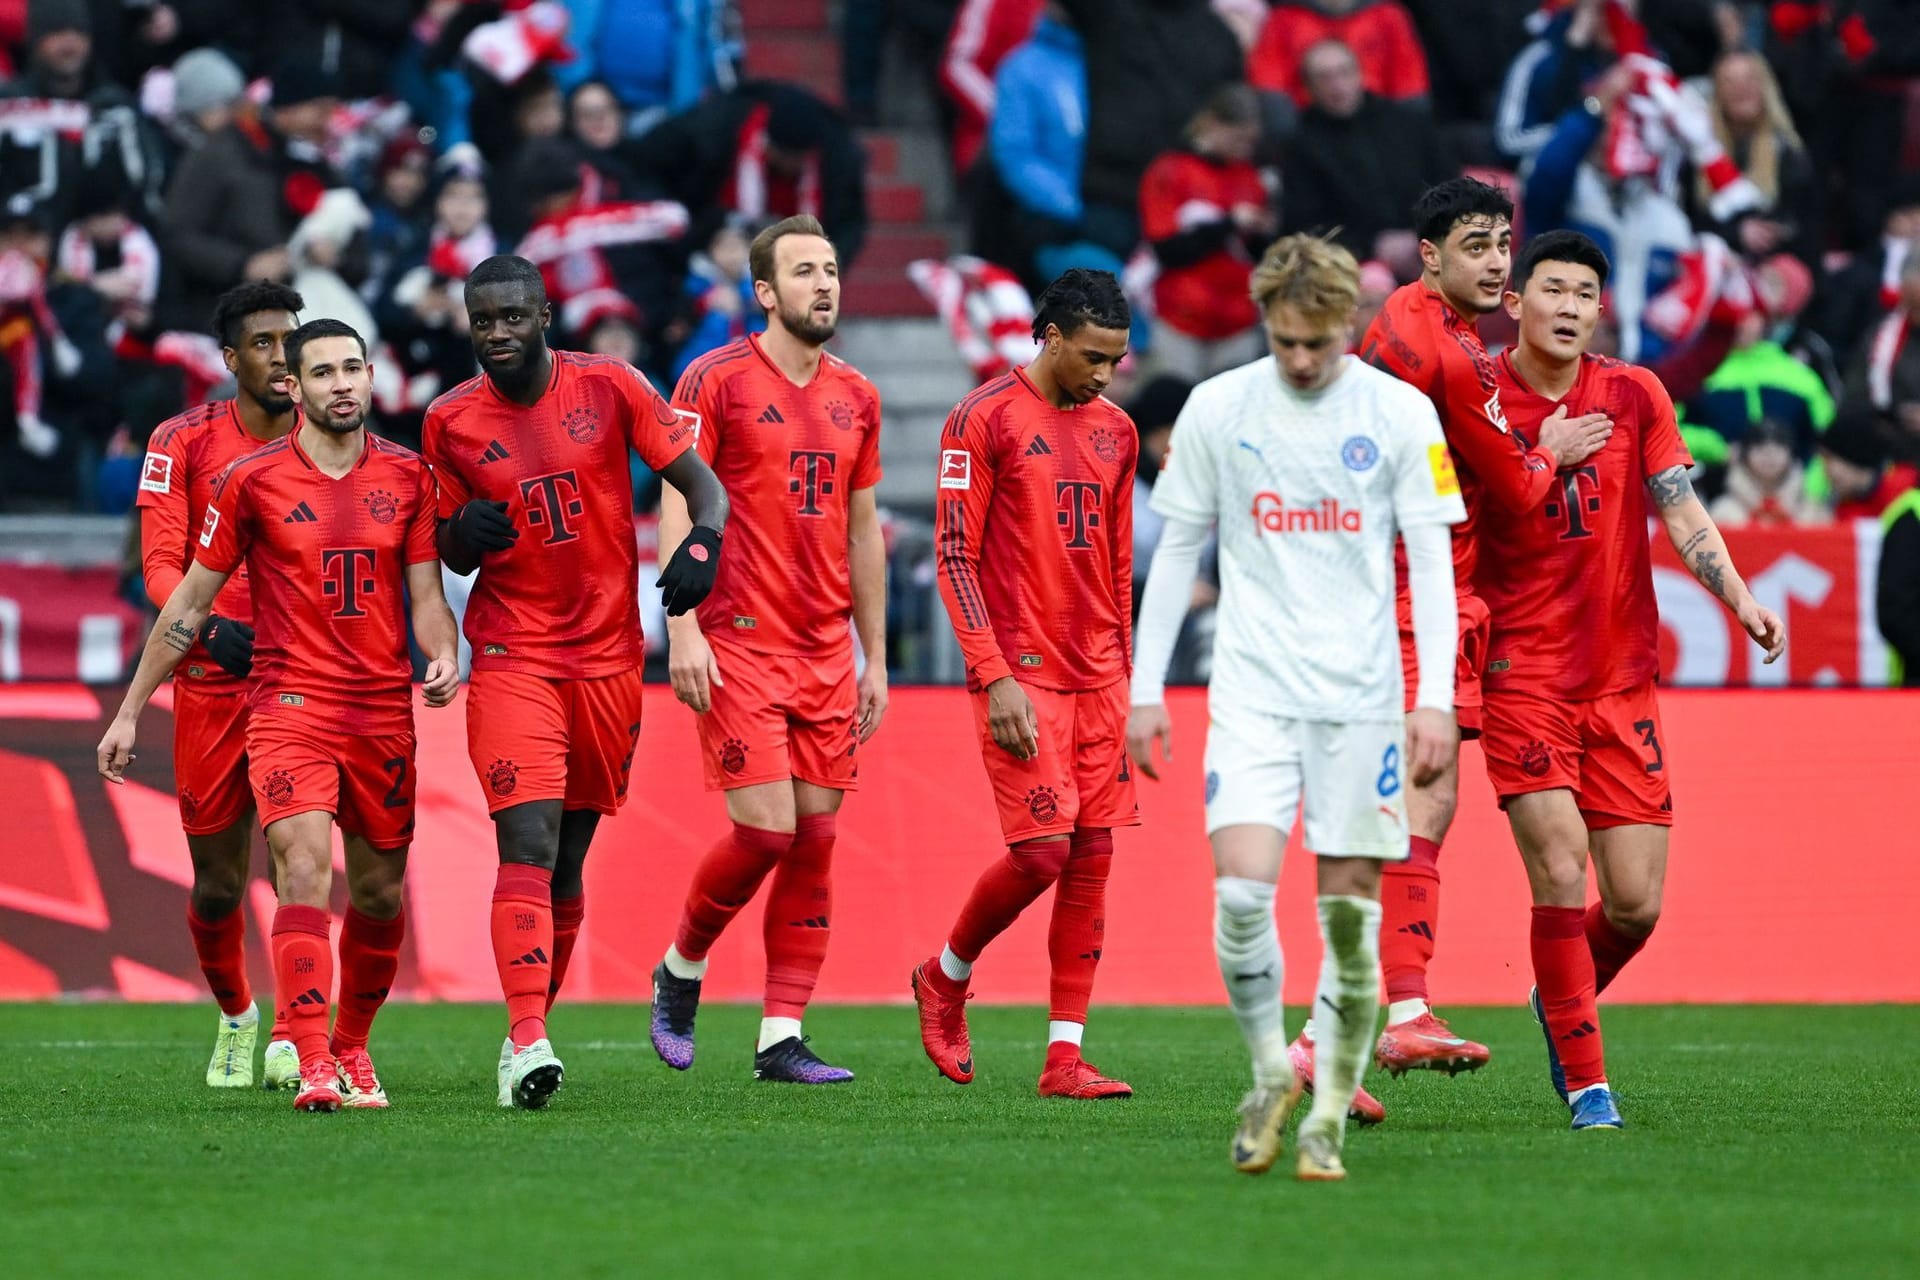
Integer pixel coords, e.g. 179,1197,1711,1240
1149,355,1465,721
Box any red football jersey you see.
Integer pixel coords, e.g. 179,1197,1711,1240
137,400,286,687
1478,352,1694,700
1362,281,1562,593
935,367,1136,692
423,351,696,679
1138,150,1265,340
674,335,882,655
197,431,438,733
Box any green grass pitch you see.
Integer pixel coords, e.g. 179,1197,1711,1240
2,1003,1915,1279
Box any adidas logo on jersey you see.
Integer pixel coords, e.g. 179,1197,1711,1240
284,501,318,524
478,440,510,463
758,405,785,424
1250,491,1362,534
1025,436,1052,456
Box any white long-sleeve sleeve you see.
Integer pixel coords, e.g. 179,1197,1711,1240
1129,517,1209,707
1402,520,1458,712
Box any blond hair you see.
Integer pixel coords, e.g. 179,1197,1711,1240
1704,51,1801,207
749,214,832,286
1249,233,1360,323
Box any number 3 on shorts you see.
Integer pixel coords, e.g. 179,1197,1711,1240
1377,743,1401,798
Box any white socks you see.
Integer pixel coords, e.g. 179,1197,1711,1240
1047,1019,1084,1047
663,943,708,981
1386,998,1428,1026
1214,876,1292,1089
939,944,972,983
1303,894,1382,1138
758,1016,803,1052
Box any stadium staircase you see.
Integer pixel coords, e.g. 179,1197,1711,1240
739,0,973,510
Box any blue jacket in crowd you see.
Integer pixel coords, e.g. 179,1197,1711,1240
989,17,1087,226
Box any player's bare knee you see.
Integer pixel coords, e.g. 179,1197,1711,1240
493,800,562,868
1409,767,1458,837
724,782,797,834
1605,897,1661,938
275,849,332,907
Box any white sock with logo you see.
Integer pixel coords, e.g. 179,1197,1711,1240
1303,895,1382,1139
1214,876,1291,1088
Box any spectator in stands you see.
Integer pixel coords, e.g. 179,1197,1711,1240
553,0,738,132
670,213,763,379
1878,477,1920,685
1127,373,1192,587
568,78,644,195
1249,0,1430,110
1840,249,1920,442
1819,404,1918,521
1352,256,1396,341
0,199,78,458
158,60,340,330
1691,257,1829,458
365,133,434,293
289,187,377,345
1817,176,1920,362
631,82,869,267
1402,0,1534,161
1139,84,1269,379
1281,39,1451,278
1708,416,1820,526
160,46,247,160
477,68,569,235
1056,0,1243,258
7,0,100,99
1494,0,1618,168
940,0,1041,177
54,161,161,337
1694,50,1817,267
279,0,415,102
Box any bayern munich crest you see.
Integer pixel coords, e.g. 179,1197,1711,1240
1341,435,1380,471
364,488,397,524
1088,427,1120,464
564,406,602,443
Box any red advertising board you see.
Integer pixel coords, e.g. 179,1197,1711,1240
3,683,1915,1006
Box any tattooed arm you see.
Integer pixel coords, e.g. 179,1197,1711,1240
97,559,234,781
1646,465,1786,662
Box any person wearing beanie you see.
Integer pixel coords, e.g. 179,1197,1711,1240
168,47,246,140
17,0,96,98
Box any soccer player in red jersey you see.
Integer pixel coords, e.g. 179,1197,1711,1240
1481,230,1783,1129
101,319,461,1113
422,255,728,1110
137,281,306,1090
648,216,887,1084
1324,178,1613,1101
913,269,1140,1099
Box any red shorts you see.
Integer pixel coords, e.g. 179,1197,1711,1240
172,680,252,836
696,635,858,792
1482,680,1673,829
246,715,417,849
971,678,1140,843
1399,589,1490,738
466,665,645,815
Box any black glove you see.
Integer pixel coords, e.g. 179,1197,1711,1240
448,499,518,555
656,525,722,616
199,614,255,679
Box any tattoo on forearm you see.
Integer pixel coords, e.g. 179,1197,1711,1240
1646,465,1694,509
1690,547,1731,602
1677,528,1710,559
162,620,196,654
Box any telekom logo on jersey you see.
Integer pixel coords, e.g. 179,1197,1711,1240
1250,492,1363,534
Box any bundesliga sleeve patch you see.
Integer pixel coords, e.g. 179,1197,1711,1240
673,406,701,442
939,449,972,490
198,506,221,548
1427,443,1461,497
139,453,173,494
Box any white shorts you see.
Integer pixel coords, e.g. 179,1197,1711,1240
1201,700,1410,860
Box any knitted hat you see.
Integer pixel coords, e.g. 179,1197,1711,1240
171,48,246,118
28,0,92,44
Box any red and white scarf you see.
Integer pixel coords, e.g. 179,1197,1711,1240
516,195,689,334
907,254,1037,383
1605,44,1764,224
724,103,822,220
54,223,161,315
1867,309,1911,412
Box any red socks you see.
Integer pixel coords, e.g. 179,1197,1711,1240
1530,904,1606,1091
764,812,836,1018
492,864,553,1048
187,903,253,1017
1046,830,1111,1024
547,892,586,1012
331,906,404,1054
674,824,794,961
1587,902,1649,996
1380,835,1441,1006
270,904,333,1070
948,836,1071,962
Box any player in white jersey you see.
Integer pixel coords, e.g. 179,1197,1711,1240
1128,235,1465,1181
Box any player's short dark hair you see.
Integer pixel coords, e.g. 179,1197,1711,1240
1031,268,1130,341
210,281,305,350
1412,177,1514,246
1513,229,1611,291
464,254,548,306
285,317,367,375
749,214,833,287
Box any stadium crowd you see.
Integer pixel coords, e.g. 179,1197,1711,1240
1,0,1918,675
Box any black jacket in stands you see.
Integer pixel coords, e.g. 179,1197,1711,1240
1057,0,1244,214
1280,95,1452,260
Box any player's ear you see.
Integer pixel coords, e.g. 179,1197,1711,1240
1418,238,1440,276
1504,289,1521,320
539,302,553,329
222,345,239,376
